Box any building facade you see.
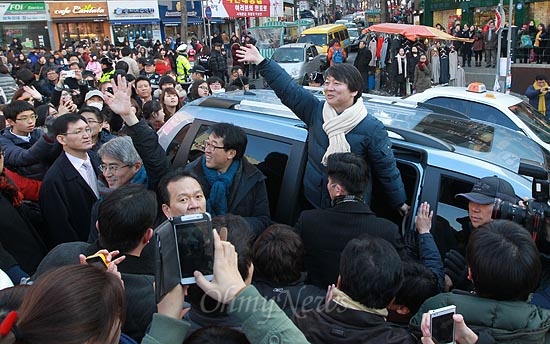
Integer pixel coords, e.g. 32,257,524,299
0,1,50,51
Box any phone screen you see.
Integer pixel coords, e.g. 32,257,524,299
431,311,454,343
174,217,213,284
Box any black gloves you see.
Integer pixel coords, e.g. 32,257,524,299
444,249,473,291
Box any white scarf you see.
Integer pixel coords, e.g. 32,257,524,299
396,54,407,77
321,99,368,165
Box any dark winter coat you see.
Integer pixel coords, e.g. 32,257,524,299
39,152,101,248
353,46,371,72
258,59,407,209
0,128,61,180
295,200,404,288
209,49,227,79
294,301,417,344
414,63,432,93
187,156,270,234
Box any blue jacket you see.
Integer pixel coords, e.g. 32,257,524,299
525,85,550,116
0,128,61,180
258,58,407,209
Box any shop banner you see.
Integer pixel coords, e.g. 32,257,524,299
107,1,160,20
46,1,108,19
160,1,203,19
206,0,283,18
0,2,47,21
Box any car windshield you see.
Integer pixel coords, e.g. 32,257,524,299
298,34,327,46
271,48,304,63
508,101,550,144
348,29,359,38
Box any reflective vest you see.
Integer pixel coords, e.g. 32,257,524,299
176,55,191,84
99,69,115,83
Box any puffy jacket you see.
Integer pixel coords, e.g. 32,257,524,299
258,58,407,210
0,74,17,101
209,49,227,79
410,291,550,344
0,128,61,180
525,85,550,116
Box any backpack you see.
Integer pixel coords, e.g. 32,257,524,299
332,47,344,64
521,35,533,48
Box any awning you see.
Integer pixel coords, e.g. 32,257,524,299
366,23,473,42
111,19,160,25
162,17,203,25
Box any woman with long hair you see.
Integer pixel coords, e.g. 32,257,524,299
0,263,126,344
154,48,173,75
187,80,211,102
141,100,165,131
160,87,182,120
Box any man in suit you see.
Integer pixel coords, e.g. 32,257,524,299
39,113,100,248
295,152,404,289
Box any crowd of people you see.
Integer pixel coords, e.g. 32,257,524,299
0,30,550,344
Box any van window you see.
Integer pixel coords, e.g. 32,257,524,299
190,124,292,216
432,175,473,258
298,33,327,46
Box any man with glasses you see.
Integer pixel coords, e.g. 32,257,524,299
0,100,61,180
185,122,271,234
39,113,100,248
35,66,59,101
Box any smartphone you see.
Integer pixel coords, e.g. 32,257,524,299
429,305,456,344
85,253,108,269
173,213,214,285
65,70,76,78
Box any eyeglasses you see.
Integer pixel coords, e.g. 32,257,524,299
85,119,101,124
15,114,37,122
199,86,210,91
203,140,225,151
99,164,130,173
61,127,92,136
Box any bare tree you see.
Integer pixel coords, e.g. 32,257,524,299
380,0,388,22
180,0,188,43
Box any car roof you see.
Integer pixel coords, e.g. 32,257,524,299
277,43,312,49
408,86,521,108
159,90,547,175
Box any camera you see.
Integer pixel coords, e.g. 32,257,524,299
492,161,550,242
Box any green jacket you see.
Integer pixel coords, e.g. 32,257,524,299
141,285,310,344
176,54,191,84
410,291,550,344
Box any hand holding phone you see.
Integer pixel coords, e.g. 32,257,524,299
65,70,76,78
428,305,456,344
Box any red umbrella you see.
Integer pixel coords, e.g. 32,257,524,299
365,23,472,42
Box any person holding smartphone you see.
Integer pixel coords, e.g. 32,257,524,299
410,220,550,342
525,74,550,116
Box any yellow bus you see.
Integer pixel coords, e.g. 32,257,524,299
297,24,350,54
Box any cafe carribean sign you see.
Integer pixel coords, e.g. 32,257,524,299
46,1,108,18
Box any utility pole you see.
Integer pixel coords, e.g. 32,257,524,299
180,0,188,44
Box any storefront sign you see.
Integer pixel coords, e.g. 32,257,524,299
207,0,283,18
107,1,160,20
0,1,47,21
161,1,202,18
46,1,108,19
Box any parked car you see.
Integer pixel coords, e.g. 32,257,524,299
158,90,546,261
348,27,360,51
406,82,550,153
270,42,322,84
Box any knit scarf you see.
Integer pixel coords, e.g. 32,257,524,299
396,54,407,77
321,99,368,165
533,80,548,114
202,157,240,216
535,31,542,47
0,173,23,207
331,288,388,318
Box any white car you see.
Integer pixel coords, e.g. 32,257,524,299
271,43,323,84
407,83,550,153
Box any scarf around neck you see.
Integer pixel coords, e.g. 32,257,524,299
202,157,240,216
321,99,368,165
396,54,407,77
331,287,388,318
533,80,548,114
